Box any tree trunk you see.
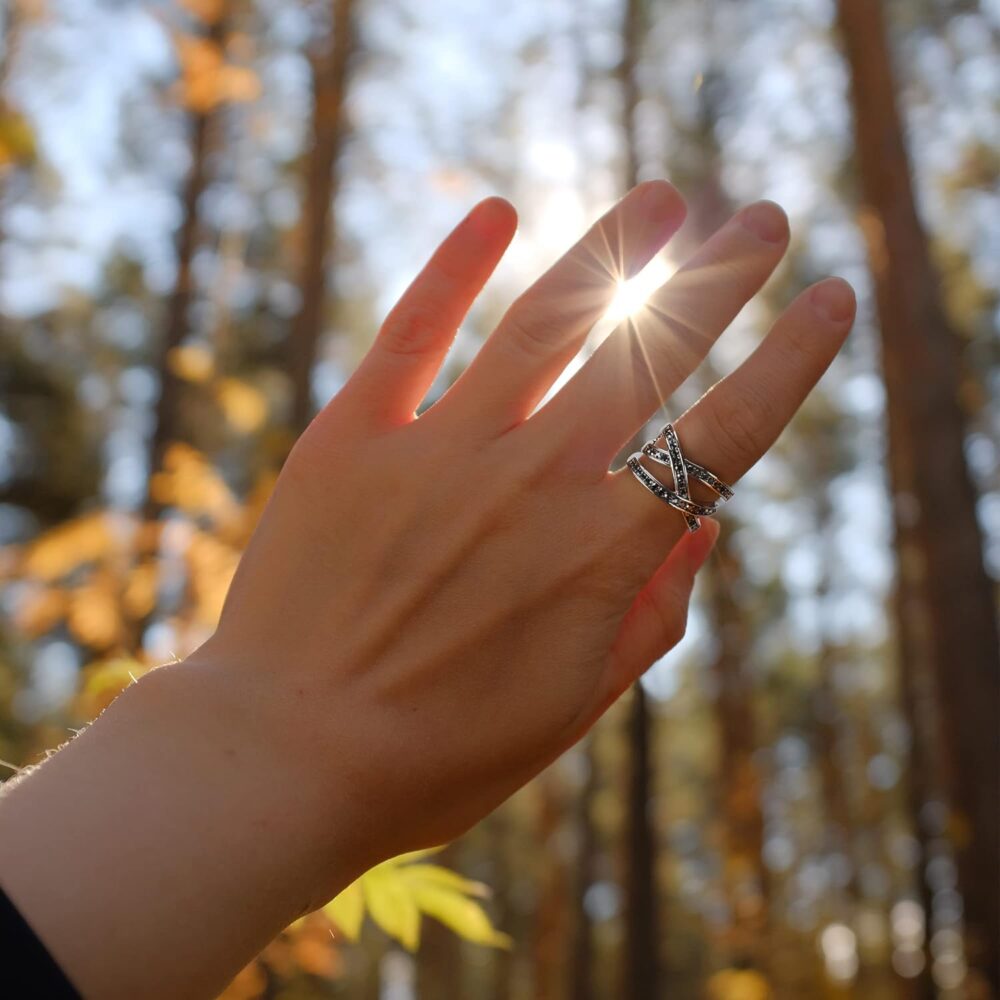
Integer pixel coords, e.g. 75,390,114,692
145,13,225,515
663,56,772,977
702,543,769,968
287,0,357,435
568,738,598,1000
618,0,661,996
531,771,570,1000
836,2,1000,992
123,10,227,656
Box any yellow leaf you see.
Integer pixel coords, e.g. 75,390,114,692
317,851,509,954
14,585,67,637
215,377,268,434
219,65,261,104
361,866,421,952
151,444,239,526
0,105,37,169
122,562,158,620
324,878,364,942
78,658,149,717
186,530,240,626
67,571,122,648
168,343,214,383
396,863,491,899
384,846,445,866
706,968,772,1000
406,880,511,950
22,512,123,582
173,32,260,113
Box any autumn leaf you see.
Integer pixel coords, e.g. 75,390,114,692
322,852,509,953
122,562,159,620
323,878,363,942
361,863,422,951
13,585,67,637
173,33,261,114
21,512,126,582
168,343,215,384
77,658,151,717
215,377,268,434
400,871,512,949
0,104,37,170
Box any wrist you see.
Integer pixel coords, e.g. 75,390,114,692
0,652,362,999
133,653,367,907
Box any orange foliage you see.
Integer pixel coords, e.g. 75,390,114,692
66,569,122,649
172,34,261,114
13,585,67,637
178,0,227,26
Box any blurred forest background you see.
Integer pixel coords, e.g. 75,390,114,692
0,0,997,997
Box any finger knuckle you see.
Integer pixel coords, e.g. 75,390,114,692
380,307,439,358
502,302,565,360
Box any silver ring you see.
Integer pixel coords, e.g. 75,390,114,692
626,422,734,532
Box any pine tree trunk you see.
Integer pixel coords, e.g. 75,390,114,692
664,62,772,975
568,738,598,1000
145,16,225,515
531,772,570,1000
287,0,357,435
618,0,661,993
836,2,1000,992
702,544,769,967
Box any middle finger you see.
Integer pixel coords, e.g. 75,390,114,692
530,200,790,472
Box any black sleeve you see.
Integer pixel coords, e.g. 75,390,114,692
0,883,81,999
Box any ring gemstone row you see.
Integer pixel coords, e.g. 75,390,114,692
626,422,735,533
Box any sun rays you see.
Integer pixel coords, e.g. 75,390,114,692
604,255,676,325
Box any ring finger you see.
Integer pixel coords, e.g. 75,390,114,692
610,275,856,551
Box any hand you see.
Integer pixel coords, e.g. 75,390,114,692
199,180,855,871
0,181,855,999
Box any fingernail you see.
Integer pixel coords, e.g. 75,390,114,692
467,197,515,238
810,278,855,323
626,182,685,278
639,180,681,219
740,201,788,244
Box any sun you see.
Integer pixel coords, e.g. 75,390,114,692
604,255,675,324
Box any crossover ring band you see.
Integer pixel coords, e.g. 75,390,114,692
626,422,734,533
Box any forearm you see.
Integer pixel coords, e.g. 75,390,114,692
0,658,355,1000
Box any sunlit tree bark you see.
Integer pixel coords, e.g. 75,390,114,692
569,740,598,1000
836,1,1000,992
145,10,227,515
664,53,772,976
618,0,661,994
287,0,358,434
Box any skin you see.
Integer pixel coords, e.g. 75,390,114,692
0,180,856,999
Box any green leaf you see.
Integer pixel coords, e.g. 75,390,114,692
323,878,364,942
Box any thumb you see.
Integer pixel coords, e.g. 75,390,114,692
600,517,720,705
